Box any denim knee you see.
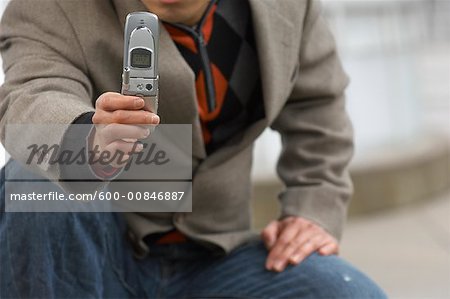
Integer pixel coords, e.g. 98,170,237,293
291,253,388,299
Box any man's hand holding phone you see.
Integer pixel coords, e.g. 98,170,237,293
91,92,160,169
88,12,160,173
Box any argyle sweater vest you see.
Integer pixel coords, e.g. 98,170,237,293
164,0,265,155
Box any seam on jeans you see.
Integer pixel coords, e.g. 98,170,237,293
105,231,139,297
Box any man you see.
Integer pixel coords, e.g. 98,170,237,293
0,0,387,298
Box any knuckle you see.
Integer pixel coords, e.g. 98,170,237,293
265,221,277,229
291,238,302,247
323,236,334,244
303,241,315,251
294,250,306,260
285,217,296,224
304,220,314,228
302,242,313,252
293,217,303,225
277,237,289,246
113,110,125,122
95,96,103,109
322,245,335,255
313,235,325,245
104,91,116,98
285,242,298,252
103,95,112,107
97,94,109,109
92,113,100,124
329,236,338,243
270,251,282,261
310,240,322,250
296,218,309,228
267,220,278,228
310,226,321,234
299,246,312,256
277,253,289,261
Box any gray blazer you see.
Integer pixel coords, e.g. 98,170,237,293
0,0,353,256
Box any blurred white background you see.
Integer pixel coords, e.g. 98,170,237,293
252,0,450,181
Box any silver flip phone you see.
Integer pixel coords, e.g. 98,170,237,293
122,12,160,114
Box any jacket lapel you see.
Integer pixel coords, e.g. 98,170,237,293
248,0,297,124
111,0,206,160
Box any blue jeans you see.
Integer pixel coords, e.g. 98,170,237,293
0,160,387,298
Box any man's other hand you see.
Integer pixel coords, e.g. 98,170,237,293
91,92,160,168
262,217,339,272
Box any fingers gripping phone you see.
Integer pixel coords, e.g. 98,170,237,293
122,12,160,114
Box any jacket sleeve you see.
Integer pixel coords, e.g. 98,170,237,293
0,0,96,186
270,0,354,241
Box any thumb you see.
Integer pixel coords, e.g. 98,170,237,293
261,220,280,249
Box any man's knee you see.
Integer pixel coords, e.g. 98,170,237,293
187,242,387,299
284,253,387,299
